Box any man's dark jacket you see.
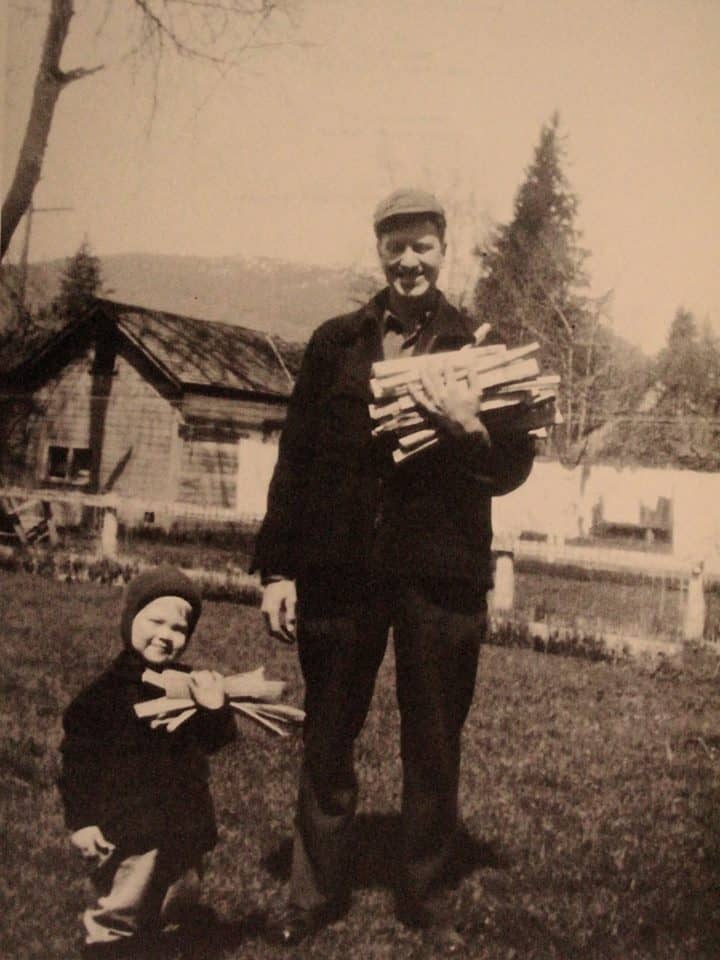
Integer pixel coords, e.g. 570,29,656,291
252,290,534,588
58,650,236,855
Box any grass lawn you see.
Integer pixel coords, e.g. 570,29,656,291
2,570,720,960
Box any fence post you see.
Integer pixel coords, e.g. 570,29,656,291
683,561,706,642
493,551,515,612
101,506,118,559
490,527,516,614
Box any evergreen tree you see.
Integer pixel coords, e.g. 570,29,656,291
599,308,720,470
653,310,720,468
54,240,103,320
473,114,612,461
657,309,704,414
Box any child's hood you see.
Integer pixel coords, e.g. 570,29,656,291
120,566,202,646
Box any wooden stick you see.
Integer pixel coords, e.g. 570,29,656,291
134,696,195,718
371,342,508,379
251,703,305,723
393,437,439,463
371,356,541,400
397,428,438,450
151,708,196,731
232,702,290,737
142,667,286,703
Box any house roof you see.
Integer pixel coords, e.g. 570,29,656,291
1,297,304,399
101,299,299,397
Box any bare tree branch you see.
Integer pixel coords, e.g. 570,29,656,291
537,280,574,338
60,64,105,83
2,0,295,261
2,0,100,259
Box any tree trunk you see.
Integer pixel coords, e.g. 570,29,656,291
2,1,76,260
562,345,574,455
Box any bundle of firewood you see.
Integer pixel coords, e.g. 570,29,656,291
369,339,561,464
133,666,305,737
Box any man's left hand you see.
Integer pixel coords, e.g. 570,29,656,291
409,363,491,444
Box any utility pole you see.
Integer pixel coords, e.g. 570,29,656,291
17,202,73,307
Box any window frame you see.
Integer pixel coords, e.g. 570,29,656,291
44,444,92,486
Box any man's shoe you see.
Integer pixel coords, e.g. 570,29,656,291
264,902,347,947
396,895,467,955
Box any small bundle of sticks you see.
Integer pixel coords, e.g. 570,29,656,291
133,666,305,736
369,335,561,464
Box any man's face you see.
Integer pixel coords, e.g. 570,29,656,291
377,217,446,300
130,595,191,665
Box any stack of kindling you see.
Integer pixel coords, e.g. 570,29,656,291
369,339,561,464
133,666,305,736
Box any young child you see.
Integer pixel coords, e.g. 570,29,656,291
58,565,237,957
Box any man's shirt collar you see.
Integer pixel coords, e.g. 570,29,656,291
382,305,433,339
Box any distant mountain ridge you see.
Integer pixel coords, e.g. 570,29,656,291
21,252,382,343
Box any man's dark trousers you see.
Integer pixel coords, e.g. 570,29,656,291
289,573,486,911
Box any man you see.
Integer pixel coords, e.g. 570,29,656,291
252,188,534,952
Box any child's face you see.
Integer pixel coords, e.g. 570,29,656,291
130,595,192,666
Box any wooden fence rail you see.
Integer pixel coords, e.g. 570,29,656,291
1,486,711,643
0,485,263,559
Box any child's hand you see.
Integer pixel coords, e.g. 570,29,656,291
70,825,115,865
189,670,225,710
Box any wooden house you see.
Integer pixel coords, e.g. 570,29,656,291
0,298,302,525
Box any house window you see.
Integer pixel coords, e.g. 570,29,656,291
46,445,92,484
47,446,69,479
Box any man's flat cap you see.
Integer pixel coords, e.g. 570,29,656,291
373,188,446,233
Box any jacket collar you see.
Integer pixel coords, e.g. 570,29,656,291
329,288,475,403
360,287,474,352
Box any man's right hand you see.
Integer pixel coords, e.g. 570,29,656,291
70,825,115,865
261,579,297,644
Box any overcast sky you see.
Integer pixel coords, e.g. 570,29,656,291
3,0,719,353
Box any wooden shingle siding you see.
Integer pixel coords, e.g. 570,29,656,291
22,352,94,494
182,394,285,431
97,352,177,500
16,351,97,522
36,353,94,450
177,439,238,508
